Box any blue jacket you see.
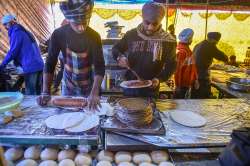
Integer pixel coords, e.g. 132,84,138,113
0,24,44,74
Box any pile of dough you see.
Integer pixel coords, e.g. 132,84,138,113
16,159,38,166
40,148,58,160
96,161,112,166
74,153,92,166
118,162,135,166
58,159,75,166
58,149,76,161
97,150,114,162
24,146,41,160
115,151,132,164
150,150,169,164
159,161,174,166
4,147,23,161
39,160,58,166
139,162,156,166
133,152,151,164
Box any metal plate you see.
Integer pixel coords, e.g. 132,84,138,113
101,116,165,135
120,80,152,89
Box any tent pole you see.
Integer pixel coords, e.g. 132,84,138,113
204,0,209,40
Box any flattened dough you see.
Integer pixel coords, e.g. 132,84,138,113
66,114,99,132
24,146,41,160
170,111,206,127
16,159,38,166
4,147,23,161
62,113,85,129
45,114,69,129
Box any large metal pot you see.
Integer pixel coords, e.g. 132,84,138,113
226,77,250,92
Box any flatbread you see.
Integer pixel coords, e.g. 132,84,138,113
170,111,206,127
66,114,99,132
45,112,85,130
62,112,86,129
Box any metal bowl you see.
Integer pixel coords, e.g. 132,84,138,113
226,77,250,92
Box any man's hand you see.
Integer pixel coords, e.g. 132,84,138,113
117,56,129,68
36,93,51,106
87,92,101,111
194,80,200,90
151,78,160,89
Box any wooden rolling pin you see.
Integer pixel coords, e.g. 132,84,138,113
50,96,88,108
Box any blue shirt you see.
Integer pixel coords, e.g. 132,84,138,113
0,24,44,74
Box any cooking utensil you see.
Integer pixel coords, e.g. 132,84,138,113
226,77,250,92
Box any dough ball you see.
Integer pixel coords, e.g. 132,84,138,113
58,149,76,161
39,160,58,166
4,147,23,161
150,150,169,164
40,148,58,161
96,161,112,166
16,159,38,166
133,152,151,164
58,159,75,166
0,115,13,124
115,151,132,164
24,146,41,160
74,153,92,166
97,150,113,162
118,162,135,166
139,162,156,166
159,161,174,166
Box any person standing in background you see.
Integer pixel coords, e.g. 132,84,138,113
0,14,44,95
175,28,199,99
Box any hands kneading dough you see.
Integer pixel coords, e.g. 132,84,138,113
59,159,75,166
97,150,114,162
115,151,132,164
40,148,58,161
39,160,58,166
16,159,38,166
150,150,169,164
58,149,76,161
4,148,23,161
24,146,41,160
133,152,151,164
74,153,92,166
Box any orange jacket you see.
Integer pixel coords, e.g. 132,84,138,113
175,43,198,88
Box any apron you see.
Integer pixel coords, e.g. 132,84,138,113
61,40,92,96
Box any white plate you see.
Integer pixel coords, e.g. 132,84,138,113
120,80,152,89
170,111,207,128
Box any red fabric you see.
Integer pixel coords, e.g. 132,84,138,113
174,43,198,88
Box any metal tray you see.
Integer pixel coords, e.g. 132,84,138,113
226,77,250,92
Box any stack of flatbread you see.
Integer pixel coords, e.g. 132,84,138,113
115,98,153,126
45,112,99,132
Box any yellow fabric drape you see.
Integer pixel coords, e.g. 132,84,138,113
199,13,213,19
117,10,140,20
215,13,232,20
93,8,116,19
233,13,250,21
181,12,192,18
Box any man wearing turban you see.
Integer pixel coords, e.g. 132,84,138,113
112,1,177,97
174,28,199,99
192,32,228,99
38,0,105,110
